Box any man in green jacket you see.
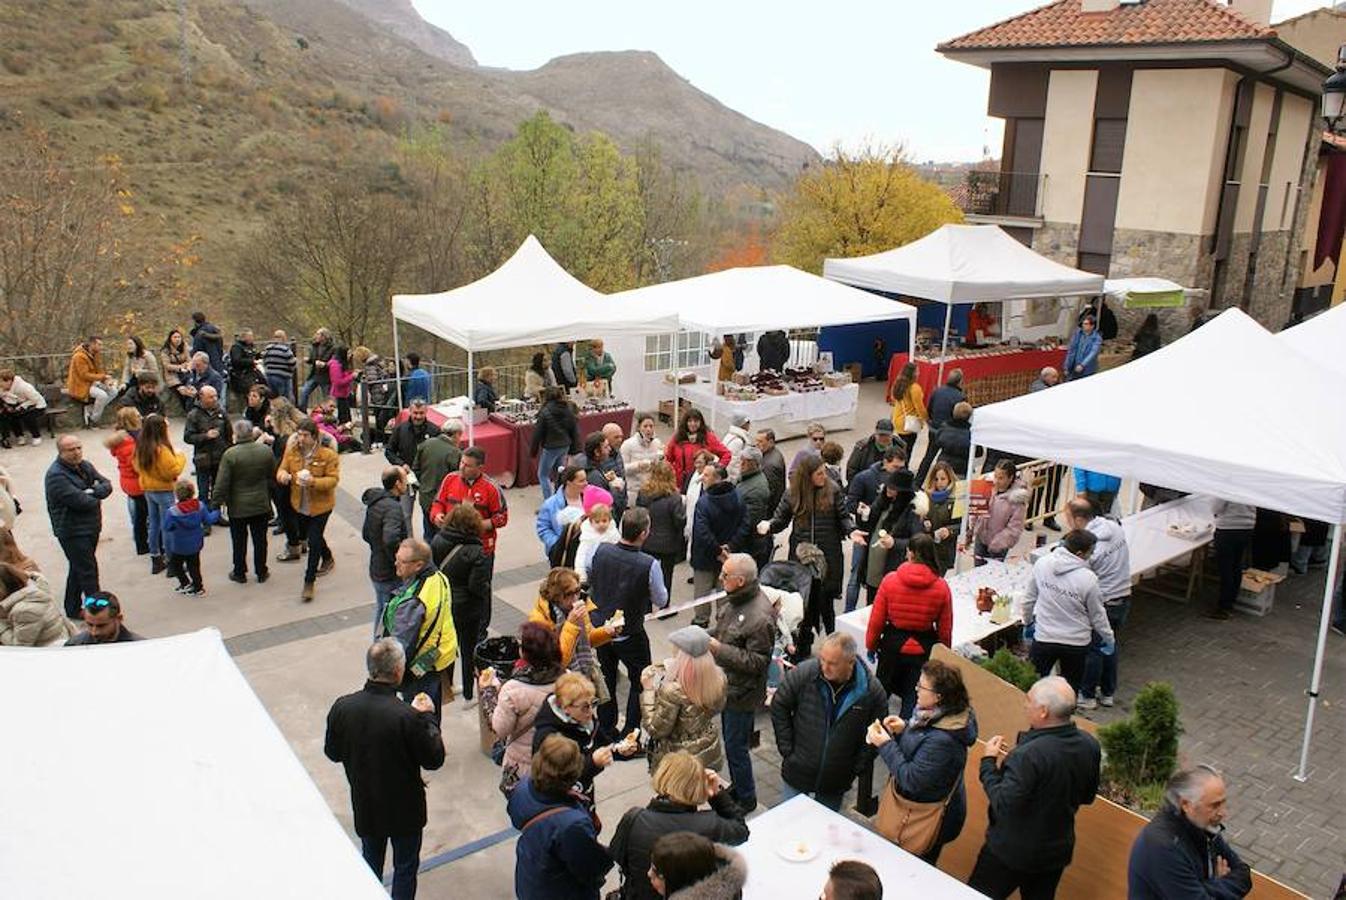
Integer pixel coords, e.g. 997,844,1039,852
411,420,462,539
214,418,276,584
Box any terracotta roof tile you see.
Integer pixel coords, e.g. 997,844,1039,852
939,0,1274,52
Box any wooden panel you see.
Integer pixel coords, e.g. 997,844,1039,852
928,647,1307,899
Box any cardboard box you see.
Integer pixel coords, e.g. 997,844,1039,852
844,362,864,383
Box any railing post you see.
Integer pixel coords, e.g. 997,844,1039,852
359,378,371,454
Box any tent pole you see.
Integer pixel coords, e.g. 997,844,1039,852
467,350,476,445
955,440,979,573
1127,479,1141,515
670,330,680,427
392,318,405,409
936,304,953,385
1294,523,1343,782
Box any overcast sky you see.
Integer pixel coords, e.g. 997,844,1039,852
414,0,1327,162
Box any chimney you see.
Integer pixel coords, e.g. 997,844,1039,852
1227,0,1272,26
1081,0,1120,11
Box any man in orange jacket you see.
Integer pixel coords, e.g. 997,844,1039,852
66,336,114,426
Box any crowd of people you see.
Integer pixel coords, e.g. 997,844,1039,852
1,309,1320,900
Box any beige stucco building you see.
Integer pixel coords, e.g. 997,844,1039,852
939,0,1332,334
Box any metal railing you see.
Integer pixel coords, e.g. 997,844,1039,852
958,170,1046,219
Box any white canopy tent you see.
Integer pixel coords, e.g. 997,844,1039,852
608,264,918,416
823,224,1104,380
969,309,1346,782
0,629,388,900
391,235,679,439
1279,302,1346,377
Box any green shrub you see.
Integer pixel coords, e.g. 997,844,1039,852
1098,681,1181,809
980,648,1038,693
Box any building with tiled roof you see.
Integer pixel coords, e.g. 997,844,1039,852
936,0,1334,332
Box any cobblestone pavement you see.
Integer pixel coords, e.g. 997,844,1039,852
1082,567,1345,897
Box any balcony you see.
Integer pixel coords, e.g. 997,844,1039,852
954,170,1046,224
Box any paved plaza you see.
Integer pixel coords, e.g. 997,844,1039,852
5,380,1342,898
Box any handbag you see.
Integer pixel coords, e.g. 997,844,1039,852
874,771,956,856
569,607,612,706
902,414,924,434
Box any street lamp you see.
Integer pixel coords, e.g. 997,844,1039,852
1325,43,1346,133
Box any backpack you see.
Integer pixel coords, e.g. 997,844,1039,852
547,520,583,569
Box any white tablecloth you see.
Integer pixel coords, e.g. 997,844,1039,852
835,559,1030,651
738,795,984,898
1121,494,1216,576
674,381,859,438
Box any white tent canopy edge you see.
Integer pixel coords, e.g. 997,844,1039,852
0,628,387,900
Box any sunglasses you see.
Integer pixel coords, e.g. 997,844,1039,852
82,596,112,611
811,436,825,443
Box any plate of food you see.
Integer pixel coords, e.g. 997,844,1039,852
775,840,820,863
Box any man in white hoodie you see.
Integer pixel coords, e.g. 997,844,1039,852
1023,529,1114,695
1068,498,1132,710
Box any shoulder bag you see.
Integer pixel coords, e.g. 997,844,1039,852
874,740,957,856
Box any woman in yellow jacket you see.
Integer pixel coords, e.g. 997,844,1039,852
132,413,187,575
277,419,339,601
527,566,618,667
889,360,928,454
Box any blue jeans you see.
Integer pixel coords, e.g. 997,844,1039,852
537,446,568,500
844,542,867,612
721,709,757,809
372,578,399,636
1081,598,1130,700
146,490,175,557
361,831,423,900
298,376,325,410
780,782,844,811
265,374,293,403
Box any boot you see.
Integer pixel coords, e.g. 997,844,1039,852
151,555,167,575
301,581,315,603
316,555,335,578
277,544,302,562
300,541,309,555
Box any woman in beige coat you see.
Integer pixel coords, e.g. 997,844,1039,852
480,622,566,795
640,625,727,773
0,565,75,647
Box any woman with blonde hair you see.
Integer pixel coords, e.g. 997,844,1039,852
608,750,749,900
636,460,686,597
0,563,74,647
531,671,629,801
0,526,39,574
105,406,149,557
640,624,726,772
527,566,618,667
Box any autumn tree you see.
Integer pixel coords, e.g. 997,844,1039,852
633,138,705,284
236,171,417,348
772,144,963,273
0,129,195,380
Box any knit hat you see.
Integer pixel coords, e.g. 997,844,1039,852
668,625,711,658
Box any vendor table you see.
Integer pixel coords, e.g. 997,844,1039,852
737,795,984,899
496,406,635,490
393,408,517,487
886,347,1066,407
835,559,1029,652
673,380,859,440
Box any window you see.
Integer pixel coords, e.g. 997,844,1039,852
643,332,711,372
1089,119,1127,174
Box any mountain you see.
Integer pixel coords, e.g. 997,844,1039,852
334,0,476,69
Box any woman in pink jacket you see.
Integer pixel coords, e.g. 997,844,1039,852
967,459,1029,565
480,622,566,796
326,345,358,425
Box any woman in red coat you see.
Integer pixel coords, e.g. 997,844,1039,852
103,406,150,557
866,533,952,718
664,408,730,491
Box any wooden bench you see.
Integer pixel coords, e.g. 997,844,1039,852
38,384,81,436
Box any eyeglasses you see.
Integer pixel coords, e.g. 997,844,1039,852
564,589,582,598
566,700,596,712
916,682,937,694
82,596,112,611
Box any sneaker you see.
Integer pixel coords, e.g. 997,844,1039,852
1099,694,1115,708
276,545,302,562
316,556,336,577
30,437,41,447
1077,695,1098,711
183,586,205,596
228,571,247,584
16,436,28,446
301,581,315,603
173,584,193,594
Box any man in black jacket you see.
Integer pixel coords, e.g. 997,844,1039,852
915,370,966,484
844,419,903,486
182,385,232,525
1128,766,1251,899
970,675,1101,900
363,467,409,635
325,638,445,900
708,553,776,811
928,401,973,481
384,399,440,537
226,329,263,412
45,435,113,617
843,446,906,613
756,330,790,373
754,428,787,512
770,632,888,811
735,449,773,570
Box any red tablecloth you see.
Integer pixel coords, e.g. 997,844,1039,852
393,409,517,486
886,348,1067,401
497,407,636,489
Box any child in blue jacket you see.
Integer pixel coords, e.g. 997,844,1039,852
162,480,220,595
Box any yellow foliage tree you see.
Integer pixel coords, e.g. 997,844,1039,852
772,144,963,274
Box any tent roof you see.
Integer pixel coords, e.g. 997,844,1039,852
971,309,1346,523
1279,302,1346,377
0,629,387,900
612,264,917,333
822,224,1104,303
392,235,678,351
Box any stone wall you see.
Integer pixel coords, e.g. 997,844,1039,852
1108,228,1212,343
1030,222,1080,267
1248,230,1293,328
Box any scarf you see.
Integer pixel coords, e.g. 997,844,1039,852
930,488,951,504
908,704,944,729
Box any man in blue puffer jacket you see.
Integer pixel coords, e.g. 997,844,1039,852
1064,315,1102,380
690,463,747,627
